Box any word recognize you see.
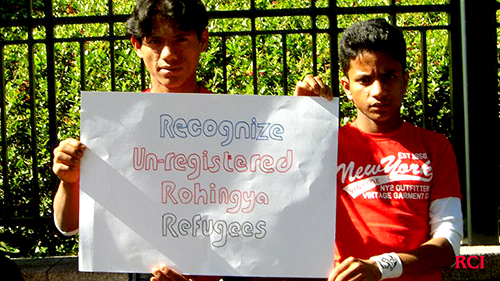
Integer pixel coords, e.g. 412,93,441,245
160,114,285,147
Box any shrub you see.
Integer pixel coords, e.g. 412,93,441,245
0,0,453,258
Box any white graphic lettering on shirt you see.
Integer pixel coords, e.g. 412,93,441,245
338,155,433,199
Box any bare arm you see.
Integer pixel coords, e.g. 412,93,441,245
53,181,80,233
52,138,86,234
398,237,455,275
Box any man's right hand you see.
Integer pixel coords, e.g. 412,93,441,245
52,138,86,184
328,257,381,281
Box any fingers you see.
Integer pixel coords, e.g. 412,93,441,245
55,138,86,158
328,257,381,281
293,75,333,101
328,257,354,281
151,266,190,281
52,138,86,183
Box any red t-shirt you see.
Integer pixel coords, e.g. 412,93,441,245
335,122,461,281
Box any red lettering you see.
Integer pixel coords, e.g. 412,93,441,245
467,256,479,269
455,256,466,269
455,256,486,269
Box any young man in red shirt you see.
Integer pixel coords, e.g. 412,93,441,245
53,0,210,232
297,19,462,281
52,1,213,280
52,1,328,280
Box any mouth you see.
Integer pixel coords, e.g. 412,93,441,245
370,102,391,111
371,102,389,107
158,66,182,75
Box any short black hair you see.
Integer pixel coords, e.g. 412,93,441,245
126,0,208,44
339,19,407,74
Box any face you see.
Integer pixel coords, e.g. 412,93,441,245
132,16,208,93
341,51,408,133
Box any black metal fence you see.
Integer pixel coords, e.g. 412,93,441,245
0,0,498,258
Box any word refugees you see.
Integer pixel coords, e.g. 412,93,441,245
162,213,267,248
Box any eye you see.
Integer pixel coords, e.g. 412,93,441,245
176,36,189,43
145,37,162,46
357,76,372,85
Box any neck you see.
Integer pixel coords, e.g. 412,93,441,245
151,85,200,94
151,79,200,94
354,117,403,134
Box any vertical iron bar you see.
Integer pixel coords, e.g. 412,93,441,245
109,0,116,92
459,0,473,243
110,40,116,91
311,0,318,77
420,30,428,129
0,44,10,220
45,0,58,195
141,60,146,91
448,0,467,244
80,41,86,91
222,35,228,94
282,32,288,96
389,0,397,26
28,1,40,218
251,0,258,95
329,0,339,97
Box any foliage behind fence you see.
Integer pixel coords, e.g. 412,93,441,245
0,0,473,258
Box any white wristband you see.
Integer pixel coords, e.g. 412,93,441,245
369,252,403,279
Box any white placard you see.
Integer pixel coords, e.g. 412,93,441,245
79,92,338,278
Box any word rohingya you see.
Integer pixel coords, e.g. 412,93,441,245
133,148,294,180
161,181,269,213
160,114,285,147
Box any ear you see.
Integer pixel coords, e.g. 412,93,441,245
199,29,209,52
131,37,143,59
341,76,353,100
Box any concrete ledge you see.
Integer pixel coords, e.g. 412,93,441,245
14,256,130,281
13,246,500,281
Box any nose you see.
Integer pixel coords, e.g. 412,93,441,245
370,79,384,98
160,44,179,63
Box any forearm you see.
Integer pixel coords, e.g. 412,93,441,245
53,180,80,234
371,197,462,279
398,237,455,276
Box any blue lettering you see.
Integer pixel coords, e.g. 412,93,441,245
173,118,188,138
159,114,174,138
203,119,217,137
159,115,285,146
